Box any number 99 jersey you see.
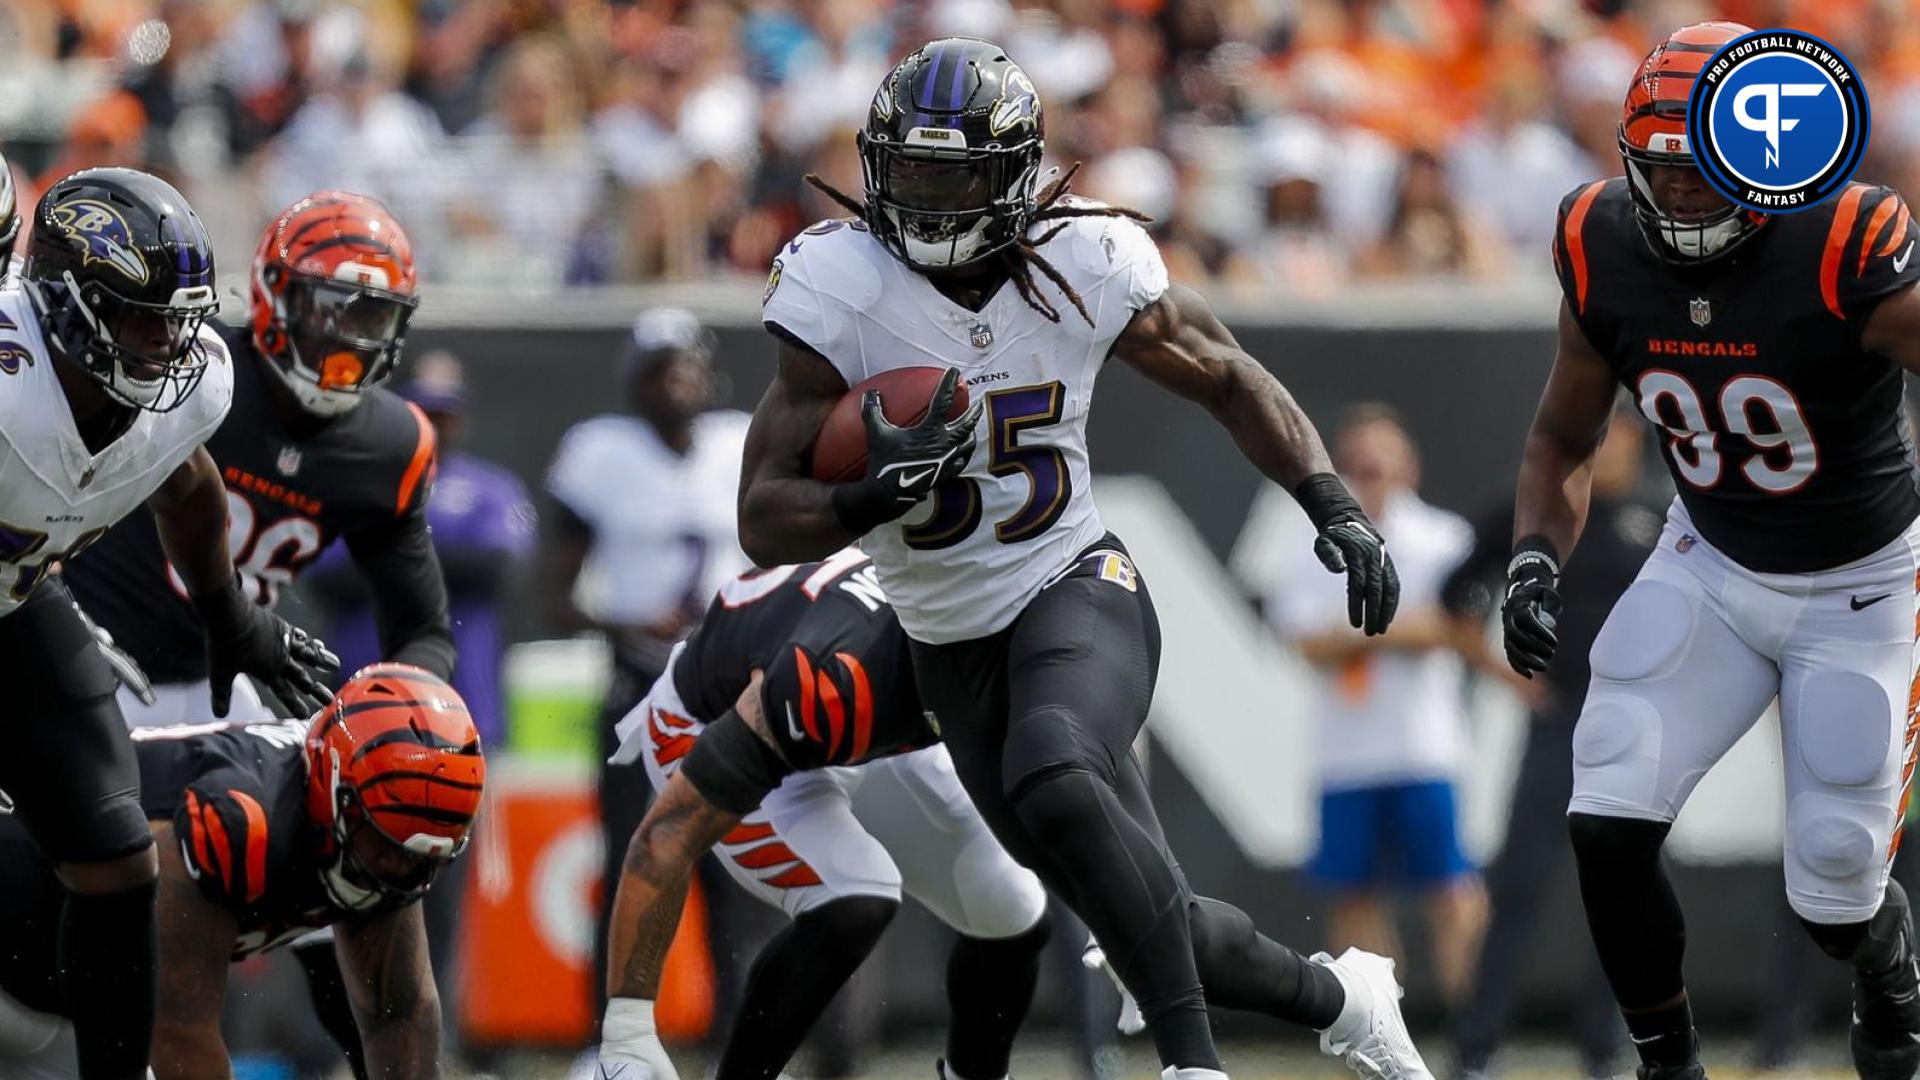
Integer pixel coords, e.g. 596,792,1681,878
1553,178,1920,573
762,204,1167,643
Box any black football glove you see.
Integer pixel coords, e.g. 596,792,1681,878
830,367,985,535
193,578,340,718
1502,543,1562,679
1296,473,1401,635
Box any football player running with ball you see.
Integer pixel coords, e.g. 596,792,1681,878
0,168,336,1079
1507,22,1920,1080
741,38,1425,1080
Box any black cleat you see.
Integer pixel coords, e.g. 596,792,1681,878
1635,1065,1705,1080
1854,891,1920,1080
1851,953,1920,1080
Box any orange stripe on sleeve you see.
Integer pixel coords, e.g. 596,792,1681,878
1859,197,1900,278
1821,185,1870,320
1879,203,1913,257
184,791,212,875
229,791,268,903
395,402,438,516
202,802,232,891
838,652,873,762
1563,181,1606,316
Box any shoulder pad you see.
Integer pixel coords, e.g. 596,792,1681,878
177,781,273,907
1817,184,1919,320
762,639,878,770
761,219,887,355
1032,199,1168,314
1549,179,1616,319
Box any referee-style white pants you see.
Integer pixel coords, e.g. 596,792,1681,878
1570,499,1920,923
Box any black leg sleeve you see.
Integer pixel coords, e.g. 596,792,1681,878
62,882,156,1080
1188,896,1344,1030
715,896,897,1080
945,909,1051,1080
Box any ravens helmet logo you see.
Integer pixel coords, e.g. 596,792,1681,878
47,199,149,286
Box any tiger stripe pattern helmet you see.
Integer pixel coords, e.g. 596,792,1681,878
251,190,419,418
1620,21,1767,263
305,663,483,911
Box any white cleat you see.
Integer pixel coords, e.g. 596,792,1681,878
1313,948,1435,1079
1160,1069,1230,1080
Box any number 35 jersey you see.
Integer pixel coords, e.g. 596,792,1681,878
762,204,1168,643
1554,178,1920,573
66,321,436,682
0,280,232,617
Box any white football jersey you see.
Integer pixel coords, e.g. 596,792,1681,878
762,201,1169,642
0,280,233,616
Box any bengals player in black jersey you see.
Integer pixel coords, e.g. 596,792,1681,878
66,191,453,726
592,551,1050,1080
0,663,482,1080
1504,22,1920,1080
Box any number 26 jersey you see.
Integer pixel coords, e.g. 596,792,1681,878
1553,178,1920,573
762,203,1167,643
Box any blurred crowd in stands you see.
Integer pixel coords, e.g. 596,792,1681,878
6,0,1920,294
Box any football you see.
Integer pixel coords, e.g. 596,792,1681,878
809,367,970,483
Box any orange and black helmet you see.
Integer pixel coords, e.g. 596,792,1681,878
305,663,483,912
251,191,418,418
1621,21,1767,263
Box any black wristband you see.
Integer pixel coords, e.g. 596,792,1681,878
1292,472,1366,534
188,577,249,637
1508,534,1562,583
830,479,904,536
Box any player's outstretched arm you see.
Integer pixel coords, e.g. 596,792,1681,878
1513,301,1617,563
737,340,861,566
149,822,238,1080
345,511,456,681
1111,283,1399,633
1504,300,1618,678
597,769,741,1078
1863,283,1920,372
335,902,442,1079
149,447,340,717
606,771,742,1002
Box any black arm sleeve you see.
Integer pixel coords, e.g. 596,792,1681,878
679,710,792,815
345,509,456,681
437,547,516,600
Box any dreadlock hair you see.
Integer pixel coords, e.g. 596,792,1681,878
804,162,1152,328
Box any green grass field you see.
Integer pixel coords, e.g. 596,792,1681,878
462,1037,1860,1079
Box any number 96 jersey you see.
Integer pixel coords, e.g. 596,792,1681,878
763,203,1168,643
64,321,436,683
1553,178,1920,573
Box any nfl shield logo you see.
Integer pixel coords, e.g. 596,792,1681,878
1689,297,1711,327
969,321,994,350
276,446,302,476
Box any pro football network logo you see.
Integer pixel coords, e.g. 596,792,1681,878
1688,29,1869,214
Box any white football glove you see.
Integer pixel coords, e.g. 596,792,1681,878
1082,936,1146,1036
594,999,680,1080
